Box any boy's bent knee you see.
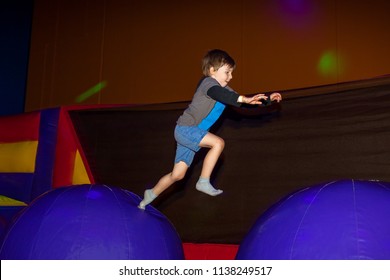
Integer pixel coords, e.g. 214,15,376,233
215,137,225,149
170,171,186,182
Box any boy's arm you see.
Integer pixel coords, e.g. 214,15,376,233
207,86,269,107
207,86,242,107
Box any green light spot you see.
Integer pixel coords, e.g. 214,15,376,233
318,51,337,77
75,81,107,103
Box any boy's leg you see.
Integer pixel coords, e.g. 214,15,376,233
138,161,188,209
196,132,224,196
153,161,188,195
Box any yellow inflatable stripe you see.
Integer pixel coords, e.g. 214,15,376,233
72,150,91,184
0,141,38,172
0,195,27,206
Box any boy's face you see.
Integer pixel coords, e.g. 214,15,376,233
210,64,233,87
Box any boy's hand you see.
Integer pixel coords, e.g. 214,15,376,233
270,92,282,102
241,93,268,105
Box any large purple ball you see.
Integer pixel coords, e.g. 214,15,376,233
0,185,184,260
0,215,7,242
236,180,390,260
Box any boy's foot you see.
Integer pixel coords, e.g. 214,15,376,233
138,189,157,210
196,182,223,196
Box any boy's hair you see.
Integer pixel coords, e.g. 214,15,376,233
202,49,236,76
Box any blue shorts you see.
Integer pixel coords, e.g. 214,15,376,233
174,125,208,166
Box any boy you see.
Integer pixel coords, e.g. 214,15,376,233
139,49,282,209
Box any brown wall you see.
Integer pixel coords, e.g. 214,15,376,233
25,0,390,112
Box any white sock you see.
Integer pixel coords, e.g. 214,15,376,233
196,177,223,196
138,189,157,210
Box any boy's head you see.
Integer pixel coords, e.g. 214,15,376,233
202,49,236,76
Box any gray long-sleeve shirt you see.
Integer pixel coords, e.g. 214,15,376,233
177,77,241,130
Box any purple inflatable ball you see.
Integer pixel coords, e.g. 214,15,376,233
0,184,184,260
236,179,390,260
0,215,7,242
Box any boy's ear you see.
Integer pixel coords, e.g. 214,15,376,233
209,67,216,75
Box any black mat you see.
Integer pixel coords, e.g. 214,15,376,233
69,81,390,244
